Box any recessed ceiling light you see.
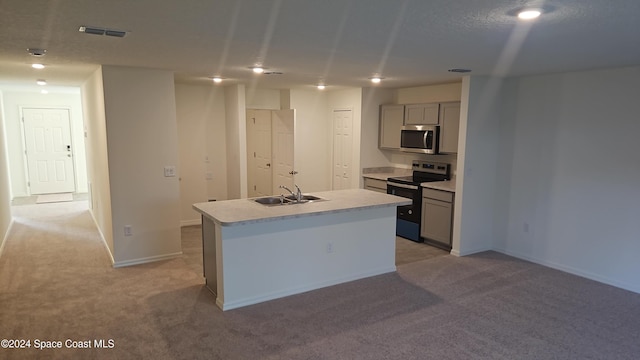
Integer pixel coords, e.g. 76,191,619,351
370,77,383,84
36,79,47,86
518,9,542,20
212,76,223,83
317,84,326,90
32,63,45,69
252,67,265,74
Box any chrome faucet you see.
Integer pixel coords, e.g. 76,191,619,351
279,184,303,202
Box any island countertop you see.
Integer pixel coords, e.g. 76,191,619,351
193,188,411,226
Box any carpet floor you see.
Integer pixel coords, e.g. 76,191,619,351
1,201,639,359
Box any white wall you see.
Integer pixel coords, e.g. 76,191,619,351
492,66,640,293
453,76,502,256
101,66,182,266
289,89,330,192
0,93,12,251
175,83,227,225
0,89,87,197
327,88,362,189
360,87,395,173
81,68,114,256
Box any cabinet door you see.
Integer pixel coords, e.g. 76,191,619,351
421,197,452,246
404,103,439,125
379,104,404,149
439,102,460,154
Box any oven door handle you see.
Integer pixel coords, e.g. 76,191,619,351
386,182,419,190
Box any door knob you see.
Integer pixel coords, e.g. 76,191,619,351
266,163,271,167
66,145,71,151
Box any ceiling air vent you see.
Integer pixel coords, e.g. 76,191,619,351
79,26,127,38
448,68,472,73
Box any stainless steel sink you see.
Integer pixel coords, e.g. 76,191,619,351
253,195,326,206
284,194,323,202
254,196,289,205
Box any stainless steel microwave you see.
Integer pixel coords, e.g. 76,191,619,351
400,125,439,154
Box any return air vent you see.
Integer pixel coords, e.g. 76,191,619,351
448,68,472,73
79,26,127,38
263,71,283,75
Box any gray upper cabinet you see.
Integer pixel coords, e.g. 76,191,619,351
404,103,439,125
379,104,404,149
438,102,460,154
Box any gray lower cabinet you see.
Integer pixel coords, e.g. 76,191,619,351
364,177,387,193
421,188,454,250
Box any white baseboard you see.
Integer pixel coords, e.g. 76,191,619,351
180,218,201,227
88,209,115,265
113,251,183,268
450,245,492,257
494,247,640,295
0,219,15,258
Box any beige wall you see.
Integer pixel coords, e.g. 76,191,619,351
175,83,227,225
101,66,182,266
359,87,395,172
246,88,280,109
81,68,114,257
289,89,331,192
224,84,247,199
0,94,12,250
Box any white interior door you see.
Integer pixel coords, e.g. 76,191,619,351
23,108,76,195
332,109,352,190
272,109,295,194
246,109,273,197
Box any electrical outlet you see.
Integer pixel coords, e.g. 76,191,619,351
124,225,133,236
164,166,176,177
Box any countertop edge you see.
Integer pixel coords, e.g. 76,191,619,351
193,189,411,227
198,201,410,227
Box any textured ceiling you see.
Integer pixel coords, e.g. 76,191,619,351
0,0,639,89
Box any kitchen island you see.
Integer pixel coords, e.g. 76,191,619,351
192,189,410,311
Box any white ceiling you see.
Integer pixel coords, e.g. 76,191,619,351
1,0,639,90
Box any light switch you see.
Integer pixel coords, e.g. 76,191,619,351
164,166,176,177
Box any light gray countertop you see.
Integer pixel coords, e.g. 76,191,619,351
421,178,456,193
193,189,411,226
362,167,411,181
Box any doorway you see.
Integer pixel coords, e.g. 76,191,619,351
22,108,76,195
246,109,295,197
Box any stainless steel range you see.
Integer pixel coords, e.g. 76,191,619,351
387,160,450,242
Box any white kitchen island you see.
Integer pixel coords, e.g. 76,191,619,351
192,189,410,311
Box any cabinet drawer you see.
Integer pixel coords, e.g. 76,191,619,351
422,188,453,202
364,178,387,193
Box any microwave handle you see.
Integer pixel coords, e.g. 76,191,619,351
423,130,429,148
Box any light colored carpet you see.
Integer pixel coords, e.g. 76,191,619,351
35,193,74,204
1,202,639,359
